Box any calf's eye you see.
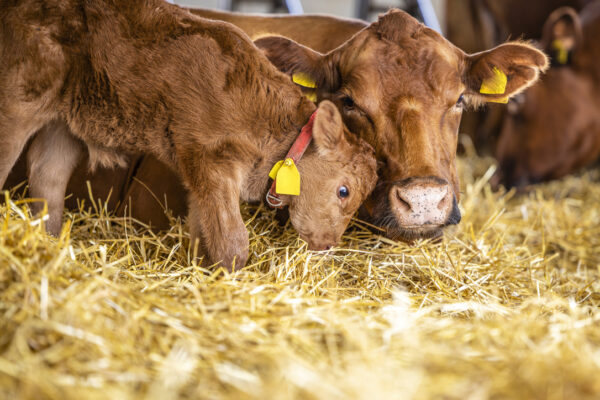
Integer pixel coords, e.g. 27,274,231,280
456,94,465,107
338,185,350,199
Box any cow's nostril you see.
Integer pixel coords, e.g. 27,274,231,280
394,187,412,211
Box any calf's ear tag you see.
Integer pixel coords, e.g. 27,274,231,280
480,66,507,95
275,158,301,196
551,40,569,65
293,72,317,89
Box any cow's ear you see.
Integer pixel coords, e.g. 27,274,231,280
541,7,582,65
254,36,340,91
464,42,548,104
312,100,345,156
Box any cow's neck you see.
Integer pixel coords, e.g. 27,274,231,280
241,96,316,203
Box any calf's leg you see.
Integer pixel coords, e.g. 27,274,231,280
187,186,249,271
27,120,83,235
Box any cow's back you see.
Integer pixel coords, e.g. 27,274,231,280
189,9,366,53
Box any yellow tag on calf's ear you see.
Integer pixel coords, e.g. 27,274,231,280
551,39,569,65
275,158,301,196
480,66,507,95
292,72,317,89
269,160,284,180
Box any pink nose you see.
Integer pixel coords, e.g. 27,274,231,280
390,179,454,227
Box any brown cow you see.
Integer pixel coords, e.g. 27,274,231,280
0,0,379,269
3,7,548,242
254,9,547,240
494,2,600,187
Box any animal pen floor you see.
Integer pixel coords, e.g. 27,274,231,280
1,149,600,400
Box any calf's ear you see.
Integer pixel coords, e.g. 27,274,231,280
540,7,582,65
312,101,345,156
465,42,549,104
254,36,340,91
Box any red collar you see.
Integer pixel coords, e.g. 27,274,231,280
266,109,318,208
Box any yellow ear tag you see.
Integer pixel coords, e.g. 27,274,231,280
551,39,569,65
305,91,317,102
292,72,317,89
269,160,284,180
275,158,301,196
480,66,507,95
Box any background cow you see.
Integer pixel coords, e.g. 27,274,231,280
446,0,593,154
494,2,600,188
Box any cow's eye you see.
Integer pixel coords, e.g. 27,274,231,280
342,96,355,110
337,185,350,199
456,94,465,107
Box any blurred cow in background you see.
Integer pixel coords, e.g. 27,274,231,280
446,0,593,155
494,2,600,188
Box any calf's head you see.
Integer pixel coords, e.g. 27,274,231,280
496,6,600,188
283,101,377,250
256,9,548,241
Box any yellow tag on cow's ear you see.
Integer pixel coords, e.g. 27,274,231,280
305,91,317,102
269,160,284,180
292,72,317,89
551,39,569,65
275,158,301,196
480,66,507,95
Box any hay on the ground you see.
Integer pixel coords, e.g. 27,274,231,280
1,151,600,399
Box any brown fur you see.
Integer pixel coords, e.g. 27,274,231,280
495,2,600,188
0,0,378,270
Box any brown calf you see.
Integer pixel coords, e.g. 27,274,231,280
0,0,378,269
3,7,369,231
495,2,600,187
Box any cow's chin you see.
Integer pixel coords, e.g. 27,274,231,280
359,207,445,242
384,224,445,243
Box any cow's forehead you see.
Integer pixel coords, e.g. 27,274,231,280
338,30,464,106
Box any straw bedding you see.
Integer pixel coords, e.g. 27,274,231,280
1,146,600,399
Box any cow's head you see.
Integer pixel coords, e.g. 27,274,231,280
256,9,547,241
495,6,600,188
